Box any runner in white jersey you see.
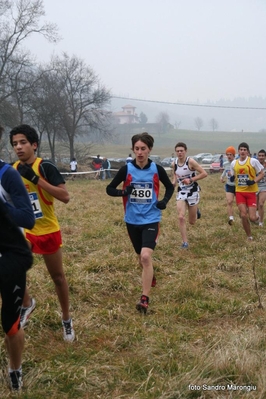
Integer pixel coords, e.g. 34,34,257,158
257,149,266,226
173,142,208,249
220,146,236,225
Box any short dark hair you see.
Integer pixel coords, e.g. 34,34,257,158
238,142,249,151
131,132,154,150
258,149,266,155
9,124,39,147
175,142,187,151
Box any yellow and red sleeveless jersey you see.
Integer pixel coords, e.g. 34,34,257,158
13,158,60,235
234,157,258,193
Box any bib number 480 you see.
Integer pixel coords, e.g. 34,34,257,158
131,188,152,198
129,182,153,204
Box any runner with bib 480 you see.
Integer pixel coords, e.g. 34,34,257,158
106,132,174,314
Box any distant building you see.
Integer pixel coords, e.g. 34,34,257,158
113,104,139,124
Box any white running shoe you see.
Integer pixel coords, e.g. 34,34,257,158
251,217,260,225
20,298,36,328
62,319,75,342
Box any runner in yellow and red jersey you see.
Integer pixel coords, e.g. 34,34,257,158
10,124,75,342
230,142,264,240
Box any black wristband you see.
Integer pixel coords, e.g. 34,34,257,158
32,175,39,184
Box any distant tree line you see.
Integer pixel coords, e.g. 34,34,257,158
135,109,220,134
0,0,111,162
194,117,219,131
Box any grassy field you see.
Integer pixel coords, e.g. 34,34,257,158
1,174,266,398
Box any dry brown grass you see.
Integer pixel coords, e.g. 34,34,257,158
1,174,266,398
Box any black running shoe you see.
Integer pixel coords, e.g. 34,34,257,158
136,295,149,314
197,208,201,219
9,370,22,391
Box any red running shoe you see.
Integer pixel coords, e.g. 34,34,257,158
136,295,149,314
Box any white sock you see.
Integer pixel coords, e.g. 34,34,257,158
9,366,22,373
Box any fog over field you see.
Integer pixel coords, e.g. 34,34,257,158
26,0,266,133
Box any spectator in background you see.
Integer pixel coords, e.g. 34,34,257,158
126,153,133,163
101,157,111,179
92,155,102,179
70,157,78,180
219,154,224,168
70,158,77,172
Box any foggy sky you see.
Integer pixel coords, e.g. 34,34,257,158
27,0,266,105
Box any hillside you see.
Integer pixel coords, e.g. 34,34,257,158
110,97,266,132
87,129,266,160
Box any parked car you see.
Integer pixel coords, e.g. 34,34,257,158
115,158,127,163
192,153,213,163
212,154,227,164
209,162,223,174
161,157,175,167
210,154,228,173
149,155,162,165
201,155,214,164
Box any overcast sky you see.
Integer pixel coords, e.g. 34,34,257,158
27,0,266,104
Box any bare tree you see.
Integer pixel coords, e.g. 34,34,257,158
156,112,170,136
210,118,218,131
174,120,181,130
27,68,65,159
9,65,40,123
139,111,148,125
0,0,59,109
28,54,111,160
0,98,19,126
194,117,203,131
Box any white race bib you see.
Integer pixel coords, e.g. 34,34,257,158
237,174,248,186
129,182,153,204
29,192,43,219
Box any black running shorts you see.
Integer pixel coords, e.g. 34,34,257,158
126,222,159,254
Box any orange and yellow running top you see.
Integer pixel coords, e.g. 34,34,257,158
233,157,258,193
13,158,60,235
